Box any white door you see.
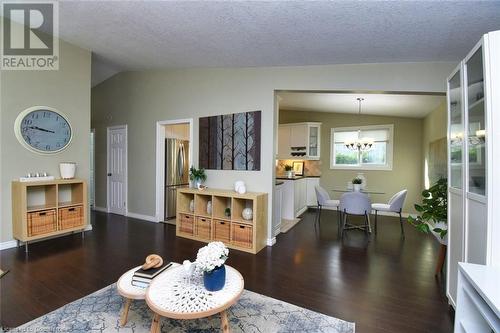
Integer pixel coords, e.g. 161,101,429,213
107,126,127,215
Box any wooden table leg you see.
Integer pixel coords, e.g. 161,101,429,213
150,313,161,333
120,298,132,326
220,310,230,333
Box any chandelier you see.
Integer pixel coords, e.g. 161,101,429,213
344,98,374,151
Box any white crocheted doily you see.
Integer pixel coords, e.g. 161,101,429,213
117,263,180,299
147,265,243,314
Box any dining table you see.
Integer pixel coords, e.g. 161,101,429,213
331,187,385,195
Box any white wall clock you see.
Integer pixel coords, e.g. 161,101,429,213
14,106,73,154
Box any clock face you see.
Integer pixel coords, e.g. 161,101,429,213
15,107,72,153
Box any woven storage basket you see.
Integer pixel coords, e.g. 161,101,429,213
232,222,253,248
59,205,84,230
179,213,194,235
28,209,57,236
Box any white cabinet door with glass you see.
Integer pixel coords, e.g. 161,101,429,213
277,122,321,160
447,30,500,308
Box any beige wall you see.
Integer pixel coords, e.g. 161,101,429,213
279,110,424,213
91,62,455,241
0,39,91,242
422,101,447,188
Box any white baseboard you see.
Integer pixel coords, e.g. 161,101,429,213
267,237,276,246
0,240,17,251
93,206,108,213
127,211,158,223
1,224,93,251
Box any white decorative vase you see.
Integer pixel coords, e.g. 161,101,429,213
353,184,361,192
59,162,76,179
242,208,253,220
207,201,212,215
234,180,245,192
189,200,195,212
357,173,367,189
237,185,247,194
286,170,294,179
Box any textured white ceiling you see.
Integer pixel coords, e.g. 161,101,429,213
278,92,446,118
51,1,500,85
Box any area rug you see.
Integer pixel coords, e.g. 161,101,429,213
12,284,354,333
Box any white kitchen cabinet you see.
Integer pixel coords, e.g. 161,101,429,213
293,178,307,216
447,30,500,308
306,178,320,206
277,126,291,158
281,177,310,220
277,122,321,160
273,183,284,237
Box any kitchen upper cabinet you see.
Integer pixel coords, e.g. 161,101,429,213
277,122,321,160
278,126,291,158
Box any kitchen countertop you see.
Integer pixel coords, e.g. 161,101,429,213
275,180,284,186
275,175,320,181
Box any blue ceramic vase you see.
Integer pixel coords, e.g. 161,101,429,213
203,265,226,291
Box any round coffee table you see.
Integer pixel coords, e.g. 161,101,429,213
145,265,244,333
117,263,179,326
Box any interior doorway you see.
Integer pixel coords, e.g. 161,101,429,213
155,119,193,224
107,125,128,215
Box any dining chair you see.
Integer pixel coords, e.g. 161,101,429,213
314,186,340,226
339,192,372,236
371,189,408,239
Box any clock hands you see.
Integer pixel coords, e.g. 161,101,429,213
28,126,55,133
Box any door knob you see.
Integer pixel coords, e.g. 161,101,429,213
107,173,112,176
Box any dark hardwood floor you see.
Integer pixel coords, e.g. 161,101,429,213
1,209,453,332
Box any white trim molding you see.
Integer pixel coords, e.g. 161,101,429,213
93,206,109,213
330,124,394,171
0,240,17,251
155,118,194,222
267,237,276,246
127,211,158,223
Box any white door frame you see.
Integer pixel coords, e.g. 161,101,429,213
155,118,194,222
107,125,128,215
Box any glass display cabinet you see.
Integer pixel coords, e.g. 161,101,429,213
447,30,500,309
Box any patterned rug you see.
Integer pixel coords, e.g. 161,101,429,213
13,284,354,333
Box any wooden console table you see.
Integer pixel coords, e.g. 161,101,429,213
11,179,88,252
176,188,267,254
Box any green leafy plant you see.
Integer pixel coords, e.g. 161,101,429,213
352,177,363,185
284,164,293,171
407,178,448,239
224,207,231,217
189,166,207,182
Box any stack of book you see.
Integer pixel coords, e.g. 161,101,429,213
131,262,172,288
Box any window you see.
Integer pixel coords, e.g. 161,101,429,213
330,124,393,170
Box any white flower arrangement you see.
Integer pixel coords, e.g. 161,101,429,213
195,241,229,273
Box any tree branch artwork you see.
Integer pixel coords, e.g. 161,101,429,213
199,111,261,171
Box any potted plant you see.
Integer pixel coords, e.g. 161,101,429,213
189,166,207,189
407,178,448,240
352,177,363,192
224,207,231,217
284,164,294,178
196,241,229,291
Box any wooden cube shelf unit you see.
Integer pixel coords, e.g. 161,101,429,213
176,188,268,254
12,179,88,244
